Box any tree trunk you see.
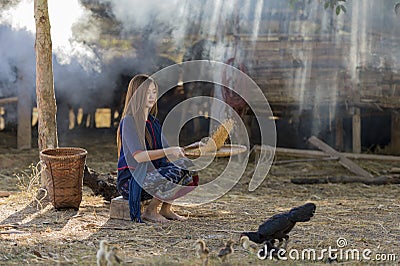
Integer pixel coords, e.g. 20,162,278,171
34,0,58,187
34,0,58,152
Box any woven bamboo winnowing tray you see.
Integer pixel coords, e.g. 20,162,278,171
184,144,247,157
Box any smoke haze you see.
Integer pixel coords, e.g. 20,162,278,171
0,0,399,142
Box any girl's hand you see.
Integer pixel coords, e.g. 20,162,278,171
166,147,185,158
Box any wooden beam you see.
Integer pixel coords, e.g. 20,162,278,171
391,112,400,150
352,108,361,153
308,136,373,178
0,97,18,105
335,116,344,151
273,146,400,161
292,175,400,185
17,80,31,149
274,157,339,165
274,147,327,158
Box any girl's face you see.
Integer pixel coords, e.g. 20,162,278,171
145,82,157,109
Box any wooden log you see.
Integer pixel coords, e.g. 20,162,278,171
268,147,325,158
0,97,18,105
273,157,339,165
83,166,119,201
0,191,14,197
308,136,373,178
388,167,400,174
273,146,400,161
0,230,25,235
291,175,400,185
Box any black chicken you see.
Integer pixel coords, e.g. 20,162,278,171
241,203,316,249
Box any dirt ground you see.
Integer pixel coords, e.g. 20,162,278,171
0,129,399,265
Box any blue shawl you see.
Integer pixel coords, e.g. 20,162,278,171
121,115,169,222
128,163,147,222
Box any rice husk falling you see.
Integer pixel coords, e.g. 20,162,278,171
200,119,235,152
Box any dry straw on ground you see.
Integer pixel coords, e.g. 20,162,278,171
14,162,47,210
0,131,399,265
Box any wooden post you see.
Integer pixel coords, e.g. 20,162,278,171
34,0,58,152
335,115,343,151
35,0,58,188
391,112,400,151
352,107,361,153
0,97,18,105
17,77,32,149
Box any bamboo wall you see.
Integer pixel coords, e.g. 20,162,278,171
235,33,400,109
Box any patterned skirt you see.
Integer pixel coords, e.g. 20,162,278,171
118,158,198,201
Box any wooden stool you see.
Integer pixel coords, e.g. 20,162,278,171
109,196,150,220
109,196,130,220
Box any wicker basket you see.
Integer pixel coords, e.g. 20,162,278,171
40,147,87,210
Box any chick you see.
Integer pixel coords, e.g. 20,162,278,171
106,246,121,266
194,239,210,266
97,240,109,266
240,235,258,253
258,242,279,260
217,240,234,263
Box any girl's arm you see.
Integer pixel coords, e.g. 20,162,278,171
133,147,184,163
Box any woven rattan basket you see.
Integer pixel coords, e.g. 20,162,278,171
40,147,87,210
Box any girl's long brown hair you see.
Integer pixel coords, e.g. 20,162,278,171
117,74,158,158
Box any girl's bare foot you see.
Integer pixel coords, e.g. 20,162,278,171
159,209,187,221
142,211,169,223
142,198,168,223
